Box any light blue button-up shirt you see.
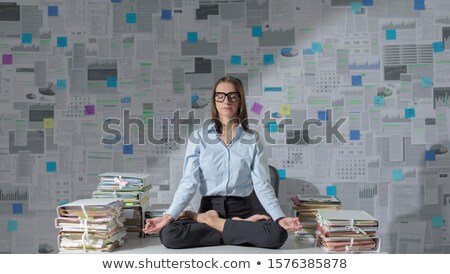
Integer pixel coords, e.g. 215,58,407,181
166,123,286,221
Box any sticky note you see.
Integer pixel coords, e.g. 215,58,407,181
433,41,444,53
56,79,66,90
230,55,241,65
326,186,337,196
421,76,432,88
252,26,262,37
352,75,362,86
350,130,361,140
187,32,198,43
84,105,95,115
432,215,444,227
250,102,263,115
278,169,286,180
351,2,362,13
267,122,278,132
7,220,18,232
392,170,404,181
191,95,199,103
386,29,397,40
263,54,274,65
111,0,121,2
46,161,57,172
425,150,436,161
161,9,172,20
106,76,117,87
414,0,425,10
318,110,328,121
48,6,58,16
22,33,32,44
405,108,416,118
43,118,54,129
123,144,133,155
2,54,12,65
121,96,131,104
363,0,373,6
57,36,67,47
12,204,23,214
311,42,322,53
374,96,385,106
126,13,136,23
280,104,292,116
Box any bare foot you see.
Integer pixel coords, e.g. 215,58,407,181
232,214,271,222
178,210,219,223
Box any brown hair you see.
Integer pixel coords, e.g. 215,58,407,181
211,76,249,134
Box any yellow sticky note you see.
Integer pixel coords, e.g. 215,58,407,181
280,104,292,116
43,118,54,129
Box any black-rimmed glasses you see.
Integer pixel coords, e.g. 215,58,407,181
213,92,240,102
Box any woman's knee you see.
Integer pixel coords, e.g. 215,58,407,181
159,222,185,249
259,223,288,249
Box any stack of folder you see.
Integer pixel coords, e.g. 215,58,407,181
55,198,126,253
291,194,341,236
93,173,152,237
315,209,380,253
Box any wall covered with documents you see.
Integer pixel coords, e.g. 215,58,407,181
0,0,449,253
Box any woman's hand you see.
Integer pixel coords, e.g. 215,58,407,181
277,217,302,232
143,214,174,234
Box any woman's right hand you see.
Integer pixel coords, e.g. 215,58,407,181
143,214,174,235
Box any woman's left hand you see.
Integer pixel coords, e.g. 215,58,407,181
277,217,302,232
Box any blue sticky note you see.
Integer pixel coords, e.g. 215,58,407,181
432,215,444,227
121,96,131,104
57,36,67,47
123,144,133,155
56,79,66,90
278,169,286,180
263,54,275,65
351,2,362,13
252,26,262,37
386,29,397,40
267,122,278,132
12,204,23,214
106,76,117,87
111,0,121,2
433,41,444,53
191,95,199,103
311,42,322,53
352,75,362,86
414,0,425,10
187,32,198,43
22,33,32,44
318,110,328,121
392,170,404,181
350,130,361,140
326,186,337,196
363,0,373,6
48,6,58,16
425,150,436,161
7,220,18,232
421,76,432,88
46,162,57,172
161,9,172,20
126,13,136,23
405,108,416,118
230,55,241,65
374,96,385,106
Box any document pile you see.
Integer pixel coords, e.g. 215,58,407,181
291,194,341,236
93,173,152,237
55,198,126,253
315,209,380,253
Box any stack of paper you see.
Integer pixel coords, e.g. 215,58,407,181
93,173,152,237
315,209,380,253
55,198,126,253
291,194,341,236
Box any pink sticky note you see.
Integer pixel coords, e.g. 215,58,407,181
84,105,95,115
250,102,263,115
2,54,12,65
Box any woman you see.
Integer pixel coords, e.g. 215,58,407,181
143,76,301,248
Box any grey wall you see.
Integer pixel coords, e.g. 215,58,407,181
0,0,450,253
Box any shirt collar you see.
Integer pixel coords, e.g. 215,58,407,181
207,122,243,136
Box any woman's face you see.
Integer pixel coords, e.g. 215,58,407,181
214,82,240,121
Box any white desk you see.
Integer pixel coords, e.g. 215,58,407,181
115,235,326,254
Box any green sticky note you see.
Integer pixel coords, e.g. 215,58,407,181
392,170,404,181
7,220,18,232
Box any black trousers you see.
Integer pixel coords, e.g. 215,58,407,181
159,192,288,249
